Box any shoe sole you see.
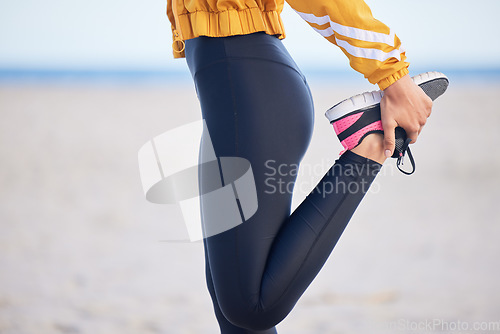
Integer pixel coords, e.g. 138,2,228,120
325,71,449,123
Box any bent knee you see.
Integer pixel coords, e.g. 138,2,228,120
222,304,287,331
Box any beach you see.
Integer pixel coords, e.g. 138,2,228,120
1,75,499,333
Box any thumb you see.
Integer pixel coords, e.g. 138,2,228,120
383,124,396,158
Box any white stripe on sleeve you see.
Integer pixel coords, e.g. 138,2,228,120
334,38,402,62
311,26,334,37
295,10,395,46
296,11,330,25
311,25,403,61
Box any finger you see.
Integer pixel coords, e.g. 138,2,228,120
416,113,428,136
383,123,396,158
417,124,425,136
407,129,419,144
424,95,433,117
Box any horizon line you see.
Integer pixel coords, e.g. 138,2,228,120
1,67,500,83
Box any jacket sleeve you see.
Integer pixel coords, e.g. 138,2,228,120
285,0,409,90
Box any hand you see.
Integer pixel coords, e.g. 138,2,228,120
380,74,433,158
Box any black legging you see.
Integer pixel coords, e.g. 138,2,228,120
185,32,382,333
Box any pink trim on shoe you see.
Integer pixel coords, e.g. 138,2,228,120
331,113,363,134
338,120,383,152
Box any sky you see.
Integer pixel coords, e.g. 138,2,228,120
1,0,499,72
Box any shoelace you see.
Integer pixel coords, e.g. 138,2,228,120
393,127,416,175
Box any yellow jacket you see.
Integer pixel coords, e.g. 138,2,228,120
166,0,409,89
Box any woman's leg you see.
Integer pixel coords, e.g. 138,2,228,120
186,33,382,332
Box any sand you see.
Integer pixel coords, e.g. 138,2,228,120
0,75,499,333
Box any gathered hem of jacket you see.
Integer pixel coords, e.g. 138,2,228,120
172,7,285,58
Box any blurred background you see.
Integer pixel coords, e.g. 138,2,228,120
1,0,499,333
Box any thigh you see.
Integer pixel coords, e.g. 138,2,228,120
187,32,315,298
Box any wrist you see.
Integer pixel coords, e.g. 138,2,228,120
383,73,412,97
378,67,409,91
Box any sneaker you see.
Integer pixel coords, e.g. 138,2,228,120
325,71,449,174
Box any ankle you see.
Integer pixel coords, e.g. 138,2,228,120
350,133,386,164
